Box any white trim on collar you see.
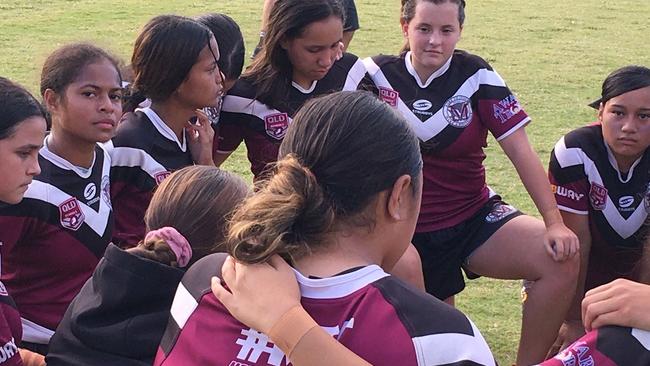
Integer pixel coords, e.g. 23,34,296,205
604,142,642,184
137,107,187,152
405,51,453,88
293,264,389,299
292,79,318,94
41,136,96,179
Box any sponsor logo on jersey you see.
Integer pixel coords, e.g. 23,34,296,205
555,340,594,366
378,87,399,107
485,203,517,223
84,183,97,201
264,113,289,140
101,175,111,209
492,95,522,124
589,183,608,210
551,185,585,202
618,195,636,212
59,197,85,231
0,282,7,297
0,337,18,363
154,171,172,185
412,99,434,116
443,95,473,128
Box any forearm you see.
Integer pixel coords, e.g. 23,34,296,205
269,306,371,366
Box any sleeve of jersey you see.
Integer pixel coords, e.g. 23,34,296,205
548,136,589,215
475,69,530,141
218,95,259,154
539,327,650,366
0,203,38,257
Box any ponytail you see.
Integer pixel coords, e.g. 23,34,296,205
228,154,335,264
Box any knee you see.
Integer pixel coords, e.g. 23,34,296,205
390,244,425,290
544,253,580,285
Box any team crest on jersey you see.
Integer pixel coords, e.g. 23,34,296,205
59,197,85,231
154,171,172,185
0,282,7,297
101,175,111,209
492,95,522,124
589,183,608,210
264,113,289,140
555,340,594,366
443,95,473,128
485,203,517,223
378,87,399,107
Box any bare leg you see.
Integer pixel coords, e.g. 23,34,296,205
465,215,579,366
389,243,425,291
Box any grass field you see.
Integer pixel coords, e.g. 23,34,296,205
1,0,649,364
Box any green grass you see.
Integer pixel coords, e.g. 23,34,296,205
2,1,649,364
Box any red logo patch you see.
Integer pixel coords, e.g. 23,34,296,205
379,87,399,107
589,183,608,210
154,171,172,185
59,198,85,231
264,113,289,140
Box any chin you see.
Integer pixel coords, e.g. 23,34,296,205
1,193,22,205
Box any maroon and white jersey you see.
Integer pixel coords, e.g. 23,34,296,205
0,280,22,366
539,326,650,366
0,141,113,342
107,107,193,247
549,124,649,248
364,51,530,232
217,53,368,179
154,255,496,366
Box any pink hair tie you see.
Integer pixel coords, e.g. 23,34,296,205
144,227,193,267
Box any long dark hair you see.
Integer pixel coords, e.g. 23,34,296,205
196,13,245,82
243,0,344,109
227,91,422,264
589,65,650,109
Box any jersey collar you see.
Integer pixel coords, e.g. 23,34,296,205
41,136,97,179
138,107,187,152
293,264,389,299
405,51,452,88
604,142,643,183
291,80,318,94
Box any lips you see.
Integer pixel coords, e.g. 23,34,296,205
94,119,116,129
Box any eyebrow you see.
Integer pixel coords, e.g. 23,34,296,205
79,83,122,91
17,144,43,150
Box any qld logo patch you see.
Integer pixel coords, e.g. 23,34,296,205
154,171,171,185
589,183,608,210
264,113,289,140
485,203,517,223
443,95,473,128
59,197,85,231
378,87,399,107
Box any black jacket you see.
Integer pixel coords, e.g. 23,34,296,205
46,243,185,365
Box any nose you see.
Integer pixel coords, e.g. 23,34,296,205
620,115,637,133
319,50,335,68
98,93,115,114
28,156,41,176
428,31,442,46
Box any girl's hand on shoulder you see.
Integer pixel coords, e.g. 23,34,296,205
211,255,301,334
19,348,46,366
582,278,650,332
544,222,579,262
186,109,215,166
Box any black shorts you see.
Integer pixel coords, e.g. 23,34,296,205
412,196,523,300
343,0,359,31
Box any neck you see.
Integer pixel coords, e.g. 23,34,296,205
410,53,439,83
292,230,384,279
150,100,194,141
292,73,315,90
614,154,639,174
48,128,96,168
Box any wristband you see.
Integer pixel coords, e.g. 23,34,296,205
268,305,318,357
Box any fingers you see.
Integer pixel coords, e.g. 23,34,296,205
268,254,290,272
221,255,237,287
582,295,621,331
211,276,233,305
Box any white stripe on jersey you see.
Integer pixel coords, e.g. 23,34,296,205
632,328,650,351
342,58,368,91
170,283,199,329
109,146,168,179
221,95,293,123
23,179,112,236
21,317,55,344
294,265,390,299
413,320,495,366
553,137,647,238
364,57,509,142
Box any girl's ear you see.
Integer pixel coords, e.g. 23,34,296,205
386,175,413,221
597,102,605,122
400,19,409,38
43,89,61,114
